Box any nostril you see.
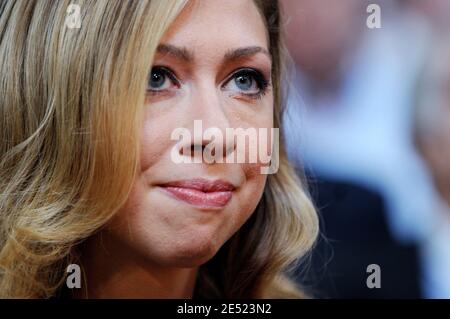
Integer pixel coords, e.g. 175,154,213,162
191,144,204,157
180,144,204,157
177,133,236,160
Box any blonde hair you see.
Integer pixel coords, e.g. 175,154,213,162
0,0,318,298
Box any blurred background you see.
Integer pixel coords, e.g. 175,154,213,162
280,0,450,298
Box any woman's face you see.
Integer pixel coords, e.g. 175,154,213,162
106,0,274,267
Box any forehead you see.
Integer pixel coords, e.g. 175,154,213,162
160,0,269,54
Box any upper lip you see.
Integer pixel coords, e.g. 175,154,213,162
159,178,236,192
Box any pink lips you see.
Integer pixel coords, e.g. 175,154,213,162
159,179,235,208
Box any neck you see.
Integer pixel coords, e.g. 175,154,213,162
73,232,198,299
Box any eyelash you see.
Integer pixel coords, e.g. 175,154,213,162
221,68,270,100
146,66,270,100
146,66,180,94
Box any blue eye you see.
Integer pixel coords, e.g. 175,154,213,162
149,69,166,89
222,68,270,99
234,73,255,91
147,66,179,92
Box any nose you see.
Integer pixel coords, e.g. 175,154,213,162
178,84,236,163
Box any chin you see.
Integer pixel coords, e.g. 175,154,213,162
170,251,217,268
162,230,225,267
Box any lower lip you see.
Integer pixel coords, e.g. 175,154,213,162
159,186,233,208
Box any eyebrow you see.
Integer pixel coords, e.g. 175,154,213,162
223,46,271,62
157,44,193,62
156,44,271,63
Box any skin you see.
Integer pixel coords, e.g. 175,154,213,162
78,0,274,298
416,63,450,209
417,110,450,207
281,0,362,92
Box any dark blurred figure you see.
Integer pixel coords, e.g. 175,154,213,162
412,36,450,298
299,176,422,298
280,0,428,298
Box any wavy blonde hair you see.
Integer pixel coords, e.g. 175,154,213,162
0,0,318,298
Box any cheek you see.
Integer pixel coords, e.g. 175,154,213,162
243,164,269,196
139,115,172,170
215,98,274,234
235,163,268,222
